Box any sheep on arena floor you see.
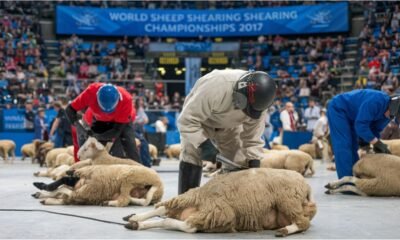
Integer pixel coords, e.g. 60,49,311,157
381,139,400,157
0,140,16,163
298,140,332,162
33,164,163,207
271,144,290,150
21,140,41,162
34,153,75,180
325,153,400,196
69,137,142,170
164,144,181,159
45,148,71,168
123,168,316,237
34,141,54,166
206,150,314,178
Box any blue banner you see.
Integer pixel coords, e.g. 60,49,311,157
175,42,211,52
56,3,349,37
3,109,57,131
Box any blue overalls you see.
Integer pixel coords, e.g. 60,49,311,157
327,89,391,179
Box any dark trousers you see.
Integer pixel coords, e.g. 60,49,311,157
77,121,140,163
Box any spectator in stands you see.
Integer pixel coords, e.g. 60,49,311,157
155,116,168,134
49,99,72,147
304,99,321,132
134,97,152,167
34,108,48,140
280,102,298,131
24,100,35,131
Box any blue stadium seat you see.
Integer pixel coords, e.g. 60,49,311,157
107,42,116,50
97,65,107,73
0,80,8,88
299,96,309,108
262,56,270,69
280,50,290,59
305,63,315,73
79,42,92,51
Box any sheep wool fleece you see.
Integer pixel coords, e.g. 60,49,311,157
178,69,266,166
327,89,391,178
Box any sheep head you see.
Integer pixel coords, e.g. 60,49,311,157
78,137,105,160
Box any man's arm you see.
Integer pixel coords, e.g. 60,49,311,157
240,113,267,161
355,101,386,143
93,123,126,141
49,118,60,137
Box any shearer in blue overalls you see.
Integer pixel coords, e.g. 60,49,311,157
327,89,400,179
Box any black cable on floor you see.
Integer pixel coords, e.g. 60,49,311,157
0,209,125,226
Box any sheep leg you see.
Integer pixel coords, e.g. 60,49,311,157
10,149,15,164
3,149,8,164
125,218,197,233
129,186,158,206
203,169,221,178
32,190,60,199
40,198,65,205
69,159,92,170
276,200,311,237
325,176,357,189
126,206,167,222
325,184,367,196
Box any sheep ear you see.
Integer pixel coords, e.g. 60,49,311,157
93,141,105,151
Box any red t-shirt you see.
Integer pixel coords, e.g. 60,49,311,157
71,83,135,124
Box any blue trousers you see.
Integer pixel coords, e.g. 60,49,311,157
327,103,359,179
135,132,152,168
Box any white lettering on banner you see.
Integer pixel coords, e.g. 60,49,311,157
109,12,148,21
150,13,185,22
243,11,297,21
4,116,24,121
145,23,236,33
187,13,241,22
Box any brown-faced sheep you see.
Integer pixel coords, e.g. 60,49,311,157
164,144,181,159
33,164,163,207
325,153,400,196
34,141,54,166
123,168,316,237
69,137,142,170
21,140,41,161
0,140,16,163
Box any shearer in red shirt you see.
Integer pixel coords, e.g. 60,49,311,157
66,82,140,162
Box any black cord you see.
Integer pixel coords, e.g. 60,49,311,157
0,209,125,226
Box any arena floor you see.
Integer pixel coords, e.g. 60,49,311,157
0,159,399,239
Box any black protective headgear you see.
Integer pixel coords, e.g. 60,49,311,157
233,71,277,119
389,95,400,119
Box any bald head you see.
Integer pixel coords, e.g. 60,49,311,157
285,102,294,112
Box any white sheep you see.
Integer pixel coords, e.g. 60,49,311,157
123,168,316,237
45,148,70,168
164,144,181,159
34,164,71,180
0,140,16,163
298,140,332,162
207,150,314,178
33,164,164,207
381,139,400,157
271,144,290,151
149,144,158,159
70,137,142,170
261,150,315,177
21,140,41,162
325,153,400,196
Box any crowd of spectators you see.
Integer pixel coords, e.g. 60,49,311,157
356,2,400,95
244,35,345,104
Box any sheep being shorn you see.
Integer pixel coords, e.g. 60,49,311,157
33,164,163,207
0,140,16,163
325,153,400,196
123,168,316,237
71,137,142,170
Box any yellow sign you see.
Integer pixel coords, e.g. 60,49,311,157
208,57,228,65
159,57,179,65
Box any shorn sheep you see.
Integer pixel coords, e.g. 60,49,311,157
33,164,164,207
206,150,314,178
164,144,181,159
0,140,16,163
262,150,315,177
123,168,316,237
70,137,142,170
325,153,400,196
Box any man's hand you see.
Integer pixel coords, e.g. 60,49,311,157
373,140,391,154
199,139,219,162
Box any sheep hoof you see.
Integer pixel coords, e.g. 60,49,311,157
275,228,289,237
123,213,136,221
324,183,333,189
100,201,110,206
324,190,332,195
31,192,40,199
33,172,39,177
124,221,139,230
39,200,46,205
